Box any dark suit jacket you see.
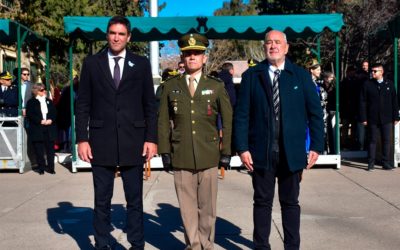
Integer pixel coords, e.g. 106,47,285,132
0,84,19,117
359,78,399,125
26,97,57,142
234,59,324,172
75,49,157,166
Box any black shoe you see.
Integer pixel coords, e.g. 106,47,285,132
38,170,45,175
382,165,394,170
45,169,56,174
368,164,375,171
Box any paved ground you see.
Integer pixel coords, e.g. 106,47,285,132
1,161,400,250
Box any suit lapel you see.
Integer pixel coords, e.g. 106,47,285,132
97,50,116,90
257,63,273,108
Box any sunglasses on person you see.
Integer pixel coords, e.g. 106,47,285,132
39,88,46,92
22,73,30,76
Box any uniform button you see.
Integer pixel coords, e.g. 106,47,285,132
192,120,195,124
192,131,196,134
191,110,195,114
191,100,194,104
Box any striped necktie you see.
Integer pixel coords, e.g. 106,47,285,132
273,69,281,119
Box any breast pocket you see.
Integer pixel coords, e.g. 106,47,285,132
198,96,217,116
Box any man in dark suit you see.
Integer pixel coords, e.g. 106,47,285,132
234,30,324,250
360,63,399,171
75,16,157,250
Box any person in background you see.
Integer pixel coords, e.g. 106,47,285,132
340,66,358,149
322,71,336,154
0,71,18,118
12,67,32,116
234,30,323,250
362,60,369,74
308,59,328,153
26,83,57,175
360,63,399,171
355,64,370,150
177,61,185,75
57,70,79,152
218,62,236,108
158,33,232,250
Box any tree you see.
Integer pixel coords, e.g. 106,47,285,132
207,0,264,73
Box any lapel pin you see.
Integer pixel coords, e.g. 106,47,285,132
294,86,298,89
128,61,134,67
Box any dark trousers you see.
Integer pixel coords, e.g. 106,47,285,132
32,130,55,172
252,153,302,250
368,123,392,166
92,164,144,249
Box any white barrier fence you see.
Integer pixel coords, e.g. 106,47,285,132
0,116,30,173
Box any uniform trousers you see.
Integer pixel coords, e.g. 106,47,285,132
252,152,302,250
32,129,55,172
92,164,144,250
174,167,218,250
367,123,392,166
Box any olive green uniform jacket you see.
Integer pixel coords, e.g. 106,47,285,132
158,73,233,170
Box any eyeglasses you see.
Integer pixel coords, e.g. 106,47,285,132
22,73,30,76
371,70,382,73
39,88,46,92
178,66,185,69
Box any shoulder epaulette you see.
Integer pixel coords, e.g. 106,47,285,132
206,75,223,83
164,74,182,83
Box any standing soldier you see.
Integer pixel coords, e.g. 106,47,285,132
158,33,233,250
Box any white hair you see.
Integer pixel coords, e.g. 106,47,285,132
264,30,287,43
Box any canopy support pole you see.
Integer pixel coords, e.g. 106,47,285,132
69,42,77,162
394,37,399,167
335,34,340,154
149,0,161,85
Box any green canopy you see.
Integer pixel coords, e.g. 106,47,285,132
64,14,344,41
0,19,47,45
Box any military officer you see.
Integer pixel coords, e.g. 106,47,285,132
158,33,233,250
0,71,18,117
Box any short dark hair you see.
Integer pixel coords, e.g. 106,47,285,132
221,62,233,71
12,67,30,78
370,63,384,69
107,16,131,34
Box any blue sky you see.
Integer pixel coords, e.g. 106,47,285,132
157,0,226,17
